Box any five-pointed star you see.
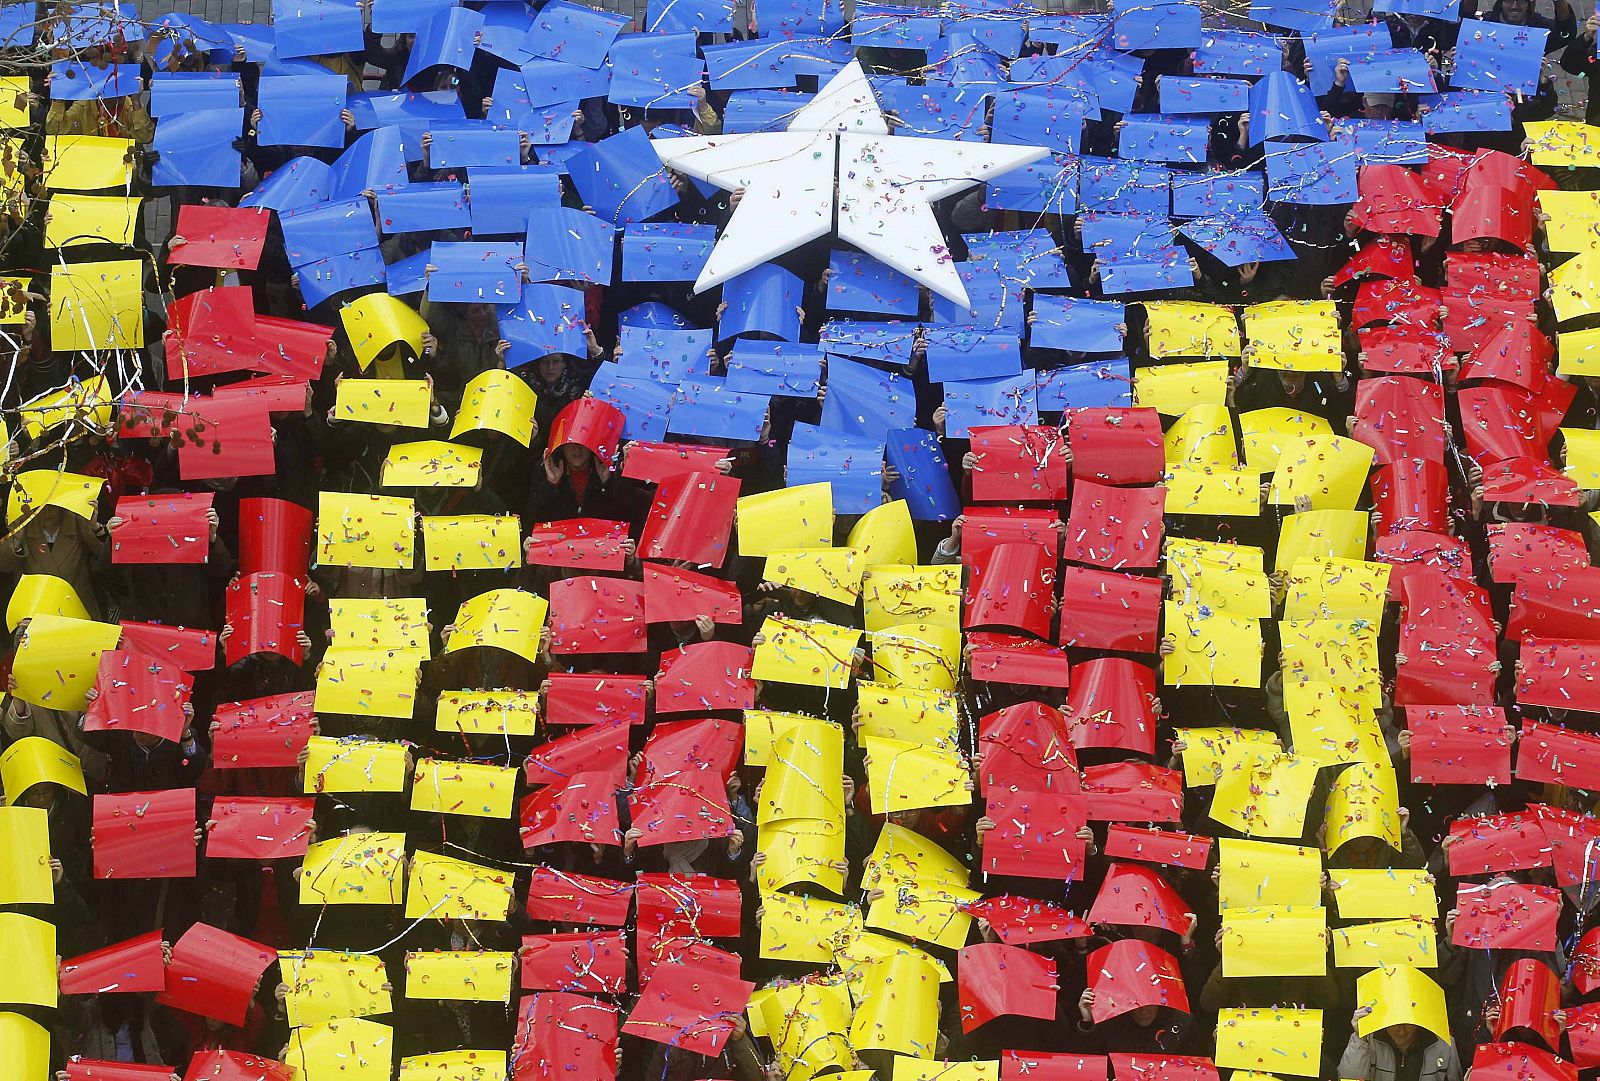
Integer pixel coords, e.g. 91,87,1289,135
651,61,1048,309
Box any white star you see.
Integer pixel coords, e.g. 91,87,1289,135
652,61,1048,308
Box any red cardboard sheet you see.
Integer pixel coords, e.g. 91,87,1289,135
205,796,315,860
93,788,197,879
110,492,213,564
210,691,316,769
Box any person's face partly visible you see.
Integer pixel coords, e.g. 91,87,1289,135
537,357,566,385
562,444,593,471
1389,1023,1419,1050
1130,1005,1160,1026
1500,0,1531,24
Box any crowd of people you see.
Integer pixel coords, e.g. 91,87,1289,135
2,0,1600,1079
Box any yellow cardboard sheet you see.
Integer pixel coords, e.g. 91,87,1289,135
405,850,514,921
1176,727,1281,786
1284,678,1372,766
862,821,969,892
0,275,31,324
0,806,51,905
303,738,410,794
1559,325,1600,376
751,616,861,689
834,932,952,984
0,78,29,128
403,951,514,1002
45,193,140,247
0,1012,50,1081
1164,404,1238,470
764,546,864,604
1331,917,1437,968
19,374,115,438
1537,188,1600,253
8,468,104,522
862,565,961,632
1275,510,1368,576
1325,761,1403,852
867,881,981,950
1145,300,1241,358
1551,247,1600,322
1162,601,1263,688
1244,300,1341,372
315,651,422,719
1165,537,1264,573
1563,427,1600,489
759,721,845,826
759,890,862,963
342,293,429,370
847,499,917,566
420,514,521,572
862,736,970,813
1268,435,1375,510
317,492,416,570
0,912,55,1007
6,573,89,631
1212,752,1320,839
330,598,431,657
1329,868,1438,920
50,258,143,350
1355,965,1449,1041
382,440,482,488
1240,408,1333,472
848,952,941,1057
1218,838,1322,909
452,369,537,447
758,979,855,1081
855,681,960,748
336,378,431,428
1166,552,1272,617
436,690,539,736
744,709,823,766
756,820,846,894
1283,557,1390,622
738,483,832,557
409,759,518,818
895,1062,999,1081
443,588,547,664
1164,467,1262,517
287,1016,393,1081
867,623,961,691
0,737,86,803
1220,906,1327,977
11,614,122,711
398,1051,506,1081
1526,120,1600,167
280,950,392,1028
42,135,133,190
1133,360,1229,416
299,831,406,906
1280,619,1383,715
1216,1008,1323,1078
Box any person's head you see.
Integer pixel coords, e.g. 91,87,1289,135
465,302,495,332
1498,0,1532,24
1129,1004,1162,1026
1278,371,1306,396
561,443,593,472
1386,1023,1420,1050
35,504,64,531
536,355,567,386
19,783,55,810
1460,237,1494,254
